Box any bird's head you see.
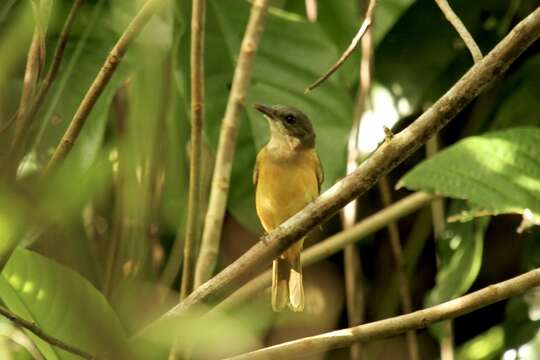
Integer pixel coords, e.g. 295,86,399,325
254,104,315,148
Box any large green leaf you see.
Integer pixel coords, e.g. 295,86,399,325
398,128,540,224
0,248,132,359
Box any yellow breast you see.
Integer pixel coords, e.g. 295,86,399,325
255,148,320,232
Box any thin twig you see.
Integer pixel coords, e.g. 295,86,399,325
434,0,482,63
375,208,433,318
10,25,43,159
180,0,206,301
4,2,47,179
8,0,84,180
214,192,436,313
343,245,366,360
0,111,17,133
426,136,446,237
305,0,377,93
44,0,163,173
193,0,270,289
173,9,206,358
136,7,540,335
226,268,540,360
378,177,420,360
29,0,84,123
0,305,94,360
426,134,454,360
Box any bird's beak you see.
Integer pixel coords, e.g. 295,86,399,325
254,104,277,120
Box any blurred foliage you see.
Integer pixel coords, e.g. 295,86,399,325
0,0,539,359
456,326,504,360
0,248,131,359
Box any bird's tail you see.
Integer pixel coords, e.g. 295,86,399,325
272,241,304,312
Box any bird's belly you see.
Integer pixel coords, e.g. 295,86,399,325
256,163,318,232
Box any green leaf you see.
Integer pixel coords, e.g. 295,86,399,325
0,248,132,359
456,326,504,360
398,127,540,223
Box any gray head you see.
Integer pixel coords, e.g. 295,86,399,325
254,104,315,148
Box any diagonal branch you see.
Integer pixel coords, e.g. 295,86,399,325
44,0,163,173
137,5,540,337
193,0,270,289
0,305,94,360
434,0,482,63
226,268,540,359
214,192,435,312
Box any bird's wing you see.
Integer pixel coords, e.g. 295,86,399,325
253,149,263,186
315,153,324,193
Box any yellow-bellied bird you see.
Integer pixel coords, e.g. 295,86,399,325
253,104,323,312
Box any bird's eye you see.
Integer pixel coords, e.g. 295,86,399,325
284,115,296,124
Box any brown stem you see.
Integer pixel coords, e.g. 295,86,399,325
226,268,540,360
375,208,433,318
378,177,419,360
180,0,207,301
425,134,454,359
193,0,270,289
44,0,163,173
343,245,366,359
137,6,540,335
0,306,94,359
434,0,482,63
8,25,43,177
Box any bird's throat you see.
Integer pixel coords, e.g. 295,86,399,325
267,132,299,154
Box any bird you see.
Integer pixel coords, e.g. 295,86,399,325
253,104,323,312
